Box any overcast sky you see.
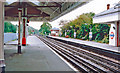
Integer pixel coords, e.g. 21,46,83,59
11,0,119,30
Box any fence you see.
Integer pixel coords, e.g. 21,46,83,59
4,33,18,43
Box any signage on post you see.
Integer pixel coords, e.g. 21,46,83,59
110,32,114,39
65,32,67,37
74,32,76,38
89,32,92,41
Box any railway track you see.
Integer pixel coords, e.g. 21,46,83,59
37,36,120,73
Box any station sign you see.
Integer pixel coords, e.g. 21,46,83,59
110,32,114,39
89,32,92,39
74,32,76,36
74,32,76,38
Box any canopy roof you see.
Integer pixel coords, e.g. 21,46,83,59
51,27,59,31
5,0,89,21
94,6,120,17
93,2,120,24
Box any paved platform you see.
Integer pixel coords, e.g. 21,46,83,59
4,36,73,71
48,36,120,53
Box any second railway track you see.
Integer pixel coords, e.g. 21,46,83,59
37,36,120,73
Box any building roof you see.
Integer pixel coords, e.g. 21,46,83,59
5,0,89,21
93,2,120,24
94,2,120,17
51,27,59,31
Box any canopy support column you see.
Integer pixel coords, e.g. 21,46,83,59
22,7,27,46
117,21,119,47
18,8,22,54
0,2,5,73
22,18,26,46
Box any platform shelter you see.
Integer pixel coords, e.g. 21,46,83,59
93,3,120,47
0,0,89,72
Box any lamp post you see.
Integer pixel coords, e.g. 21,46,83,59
70,26,72,37
89,24,92,41
73,25,76,39
70,25,77,39
85,23,92,41
65,30,67,37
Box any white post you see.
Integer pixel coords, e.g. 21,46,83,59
65,31,66,37
89,31,92,41
0,1,5,72
109,23,117,46
74,32,76,39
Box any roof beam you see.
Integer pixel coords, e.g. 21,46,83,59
25,2,50,17
5,5,61,8
53,2,62,7
53,2,62,12
40,2,61,14
6,14,50,18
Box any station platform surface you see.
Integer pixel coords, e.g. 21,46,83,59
4,35,73,71
48,36,120,53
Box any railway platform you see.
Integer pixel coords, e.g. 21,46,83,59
48,36,120,53
4,35,74,71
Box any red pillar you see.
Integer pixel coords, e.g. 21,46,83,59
117,21,119,47
22,18,26,46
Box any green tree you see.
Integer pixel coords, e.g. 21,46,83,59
28,26,39,35
39,22,52,35
60,12,110,44
4,22,17,33
60,12,95,40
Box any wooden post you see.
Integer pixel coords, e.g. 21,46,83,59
18,8,22,54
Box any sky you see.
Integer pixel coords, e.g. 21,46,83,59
11,0,119,30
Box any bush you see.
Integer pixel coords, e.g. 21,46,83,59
60,12,110,44
101,35,109,44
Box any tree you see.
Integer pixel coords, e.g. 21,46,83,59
39,22,52,35
60,12,110,44
4,22,17,33
60,12,95,39
28,26,39,35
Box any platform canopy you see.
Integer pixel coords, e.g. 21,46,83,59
5,0,90,21
93,2,120,24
